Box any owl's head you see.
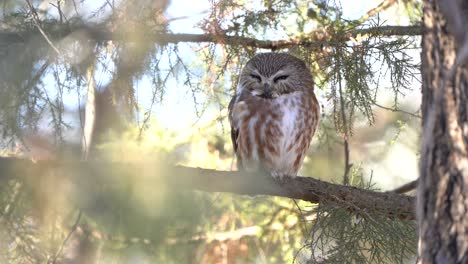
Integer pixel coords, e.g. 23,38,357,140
237,53,314,99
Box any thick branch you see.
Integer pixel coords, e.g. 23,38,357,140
0,25,421,49
0,157,415,220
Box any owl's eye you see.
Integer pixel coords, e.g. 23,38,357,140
273,75,289,83
250,74,262,82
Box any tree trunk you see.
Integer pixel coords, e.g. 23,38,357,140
419,1,468,263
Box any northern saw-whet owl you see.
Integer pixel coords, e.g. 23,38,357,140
228,53,320,180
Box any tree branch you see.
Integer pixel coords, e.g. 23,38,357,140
25,0,61,55
389,179,418,194
0,157,415,220
0,24,421,49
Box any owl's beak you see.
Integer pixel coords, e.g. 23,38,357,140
262,83,273,99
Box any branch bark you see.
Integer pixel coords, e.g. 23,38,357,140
0,24,421,49
0,157,415,220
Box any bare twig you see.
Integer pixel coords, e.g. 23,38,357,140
389,179,418,194
167,10,210,23
373,102,421,119
49,1,66,23
51,210,82,264
105,0,114,9
22,59,50,91
336,50,352,185
71,0,80,16
25,0,61,55
358,0,397,23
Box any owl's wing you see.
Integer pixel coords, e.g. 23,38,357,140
228,96,243,170
228,96,239,153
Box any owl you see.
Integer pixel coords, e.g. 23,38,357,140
228,53,320,180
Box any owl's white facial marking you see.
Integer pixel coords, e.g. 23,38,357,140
251,89,263,97
271,70,289,83
251,88,279,99
237,81,280,99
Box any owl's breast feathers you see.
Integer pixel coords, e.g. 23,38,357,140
229,90,319,177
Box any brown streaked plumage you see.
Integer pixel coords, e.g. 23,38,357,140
228,53,320,180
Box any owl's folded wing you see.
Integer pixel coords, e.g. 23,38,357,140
228,96,243,170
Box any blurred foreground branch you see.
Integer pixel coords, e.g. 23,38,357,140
0,24,421,49
0,157,415,220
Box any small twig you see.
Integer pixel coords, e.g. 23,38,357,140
51,210,82,264
49,1,67,23
71,0,80,16
167,10,210,22
336,50,352,185
292,199,310,234
373,102,421,119
389,179,418,194
105,0,114,9
25,0,61,55
57,1,63,23
358,0,397,24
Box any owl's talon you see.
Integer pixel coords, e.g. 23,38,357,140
271,172,290,185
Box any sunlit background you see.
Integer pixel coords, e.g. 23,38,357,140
0,0,421,263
